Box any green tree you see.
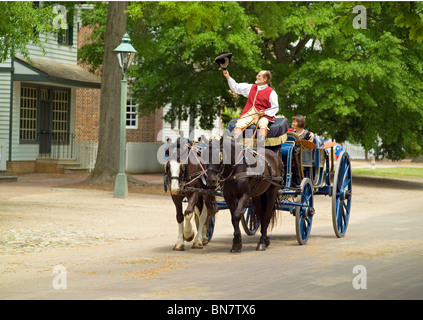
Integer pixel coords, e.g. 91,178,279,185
77,1,108,73
0,1,55,62
285,2,423,159
128,1,263,130
80,1,423,160
85,1,129,184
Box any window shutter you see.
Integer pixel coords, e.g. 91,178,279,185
68,24,73,45
57,32,63,44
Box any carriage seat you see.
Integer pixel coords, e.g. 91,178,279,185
226,116,289,147
313,135,324,149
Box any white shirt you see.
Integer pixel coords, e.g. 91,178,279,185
228,77,279,118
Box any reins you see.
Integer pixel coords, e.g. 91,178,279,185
207,138,284,188
182,144,209,187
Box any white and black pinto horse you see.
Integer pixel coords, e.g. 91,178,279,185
164,139,217,251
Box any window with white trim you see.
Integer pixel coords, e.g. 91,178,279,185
19,85,70,143
52,90,69,141
126,97,138,129
20,87,38,141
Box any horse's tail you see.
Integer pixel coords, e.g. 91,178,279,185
270,157,284,230
269,195,281,231
270,209,277,231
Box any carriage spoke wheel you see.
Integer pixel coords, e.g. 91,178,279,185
295,178,314,245
241,207,259,236
332,151,352,238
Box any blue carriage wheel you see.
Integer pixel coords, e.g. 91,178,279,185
241,207,259,236
332,151,352,238
295,178,314,245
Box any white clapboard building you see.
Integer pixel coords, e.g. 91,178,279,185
0,4,101,174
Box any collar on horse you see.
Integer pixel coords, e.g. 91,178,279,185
208,138,284,189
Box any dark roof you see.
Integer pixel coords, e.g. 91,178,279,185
13,56,101,88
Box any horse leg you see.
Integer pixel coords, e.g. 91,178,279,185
183,211,195,242
229,194,250,253
192,202,207,249
201,216,209,245
183,193,198,242
185,192,199,216
256,185,279,251
202,195,217,245
172,195,185,251
174,222,185,251
252,195,267,251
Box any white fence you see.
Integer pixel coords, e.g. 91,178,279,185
65,139,368,172
341,141,366,160
75,140,98,171
126,142,163,174
0,143,6,171
74,141,163,173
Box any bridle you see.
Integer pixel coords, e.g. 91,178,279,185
204,141,238,184
164,142,210,192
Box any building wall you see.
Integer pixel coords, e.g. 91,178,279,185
75,88,100,142
160,104,222,143
0,68,11,170
9,81,77,162
126,108,163,143
24,10,78,65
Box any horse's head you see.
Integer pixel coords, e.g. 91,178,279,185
200,135,230,187
165,138,190,195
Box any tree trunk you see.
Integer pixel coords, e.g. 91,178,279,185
85,2,129,184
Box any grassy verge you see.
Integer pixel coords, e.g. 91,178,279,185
352,167,423,179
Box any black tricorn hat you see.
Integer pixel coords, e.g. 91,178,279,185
214,53,232,70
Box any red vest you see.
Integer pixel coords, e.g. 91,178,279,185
240,85,275,122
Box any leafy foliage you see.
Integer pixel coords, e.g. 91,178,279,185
128,1,262,130
79,1,423,159
285,2,423,159
0,1,55,62
77,1,108,73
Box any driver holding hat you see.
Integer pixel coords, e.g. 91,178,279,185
223,69,279,146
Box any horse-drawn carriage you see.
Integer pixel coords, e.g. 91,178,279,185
164,117,352,251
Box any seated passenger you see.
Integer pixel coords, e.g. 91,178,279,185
292,115,314,143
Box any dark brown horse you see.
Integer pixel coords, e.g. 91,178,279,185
201,135,283,252
164,139,217,250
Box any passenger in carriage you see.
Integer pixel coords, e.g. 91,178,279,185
223,70,279,148
292,115,315,143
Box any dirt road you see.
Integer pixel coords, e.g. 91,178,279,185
1,173,422,300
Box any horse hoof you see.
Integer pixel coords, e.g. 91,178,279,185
265,238,271,247
192,242,203,249
256,243,267,251
173,244,185,251
202,239,209,246
184,232,194,242
230,244,242,253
